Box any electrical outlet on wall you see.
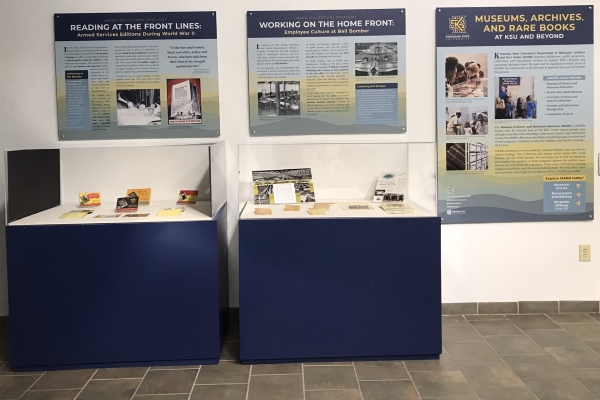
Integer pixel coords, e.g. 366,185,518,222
579,244,591,262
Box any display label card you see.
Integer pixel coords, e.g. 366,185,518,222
436,5,594,223
157,208,183,217
272,183,297,204
284,205,301,211
254,207,272,215
247,9,406,136
337,202,373,210
94,214,121,218
123,213,150,218
79,192,101,207
177,190,199,204
380,203,413,214
115,196,139,212
252,168,315,204
127,188,151,206
307,208,326,215
60,210,93,219
373,172,405,202
54,12,220,140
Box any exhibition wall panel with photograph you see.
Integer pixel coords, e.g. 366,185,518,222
0,0,599,314
437,5,594,224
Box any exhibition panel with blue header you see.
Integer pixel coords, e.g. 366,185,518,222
437,5,594,223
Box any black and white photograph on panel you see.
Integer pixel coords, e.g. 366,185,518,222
446,143,466,171
116,89,161,126
257,81,300,117
355,42,398,76
446,107,488,136
444,53,488,98
467,142,489,171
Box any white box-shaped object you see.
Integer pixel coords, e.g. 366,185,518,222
5,142,226,226
239,142,436,219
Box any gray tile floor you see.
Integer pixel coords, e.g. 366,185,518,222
1,313,600,399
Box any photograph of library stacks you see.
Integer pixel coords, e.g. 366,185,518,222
0,3,598,400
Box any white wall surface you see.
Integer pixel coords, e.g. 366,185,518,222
0,0,598,315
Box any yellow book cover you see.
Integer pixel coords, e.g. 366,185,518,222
157,208,183,217
79,192,101,207
127,188,152,206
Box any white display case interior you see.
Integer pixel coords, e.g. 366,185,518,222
239,142,437,219
5,142,226,226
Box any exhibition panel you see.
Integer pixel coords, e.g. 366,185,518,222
238,143,441,363
5,143,228,371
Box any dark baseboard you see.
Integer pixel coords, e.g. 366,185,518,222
442,301,600,315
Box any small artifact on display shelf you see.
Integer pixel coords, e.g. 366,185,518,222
312,203,331,210
308,208,326,216
177,190,198,204
60,210,93,219
115,196,139,212
254,207,272,215
252,168,315,205
127,188,151,206
79,192,101,207
94,214,121,218
337,202,374,210
123,213,150,218
157,208,184,217
283,205,301,211
379,203,414,215
373,172,406,203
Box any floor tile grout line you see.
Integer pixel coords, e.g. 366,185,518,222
194,383,249,386
399,360,423,399
245,364,252,400
356,378,412,382
252,373,302,376
439,334,485,400
17,371,46,400
186,365,201,400
129,366,150,400
351,362,365,400
73,368,98,400
301,363,305,400
499,314,578,400
404,368,423,399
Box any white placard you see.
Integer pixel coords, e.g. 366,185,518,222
272,183,296,204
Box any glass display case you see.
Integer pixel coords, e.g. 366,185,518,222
237,142,440,364
238,142,437,219
5,143,228,371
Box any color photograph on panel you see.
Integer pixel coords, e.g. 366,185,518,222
436,5,594,223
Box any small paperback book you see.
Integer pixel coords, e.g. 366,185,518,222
127,188,151,206
60,210,93,219
252,168,315,205
373,172,406,203
79,192,101,207
177,190,198,204
115,196,139,212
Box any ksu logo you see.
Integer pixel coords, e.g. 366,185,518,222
449,16,466,33
446,15,469,41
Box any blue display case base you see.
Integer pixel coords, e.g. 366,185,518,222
7,205,228,371
239,216,441,363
